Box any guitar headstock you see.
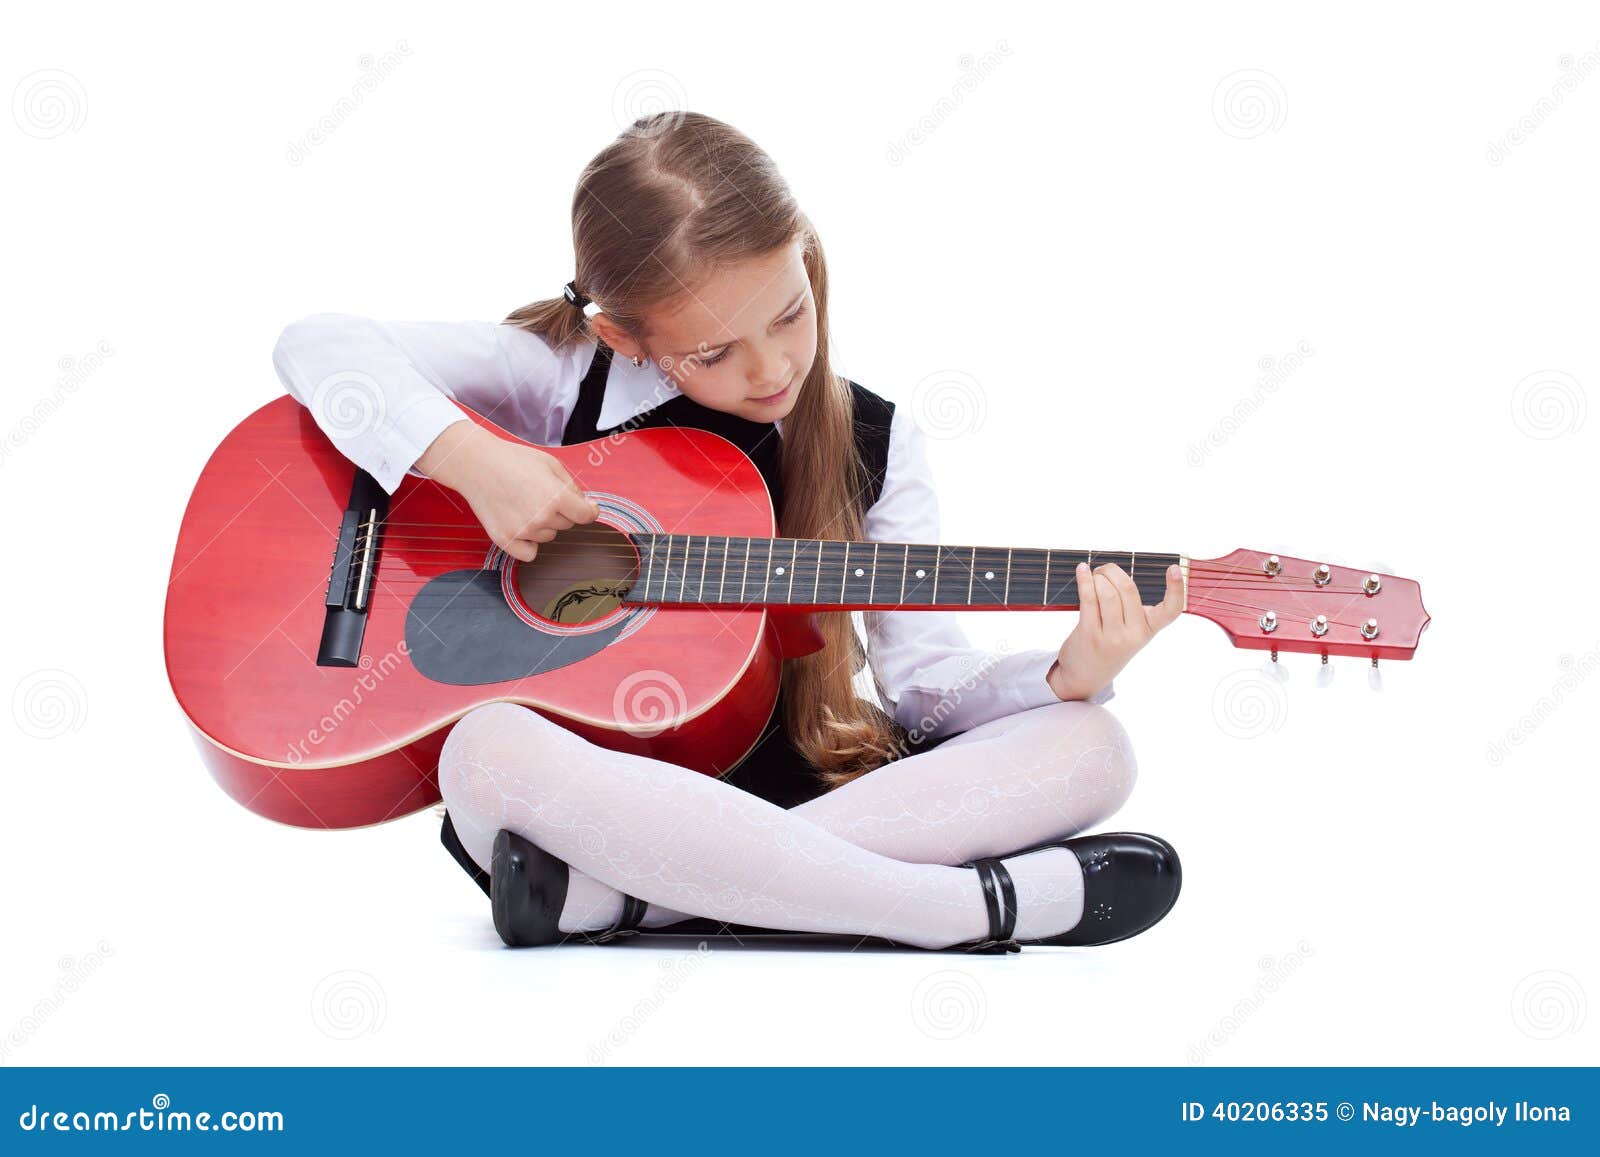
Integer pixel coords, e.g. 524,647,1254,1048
1185,549,1430,662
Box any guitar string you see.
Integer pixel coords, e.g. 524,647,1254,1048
355,531,1381,582
370,522,1373,568
340,528,1382,595
365,528,1199,556
331,524,1392,621
372,586,1388,635
372,548,1265,585
371,523,1380,570
360,572,1383,625
1181,596,1379,631
354,535,1350,575
353,524,1377,564
360,560,1374,594
360,561,1377,597
363,525,1389,575
363,550,1376,588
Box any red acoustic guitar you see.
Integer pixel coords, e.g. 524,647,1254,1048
163,397,1430,829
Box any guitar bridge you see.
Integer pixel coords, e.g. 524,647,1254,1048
317,470,389,667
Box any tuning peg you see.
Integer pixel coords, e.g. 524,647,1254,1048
1261,654,1289,683
1368,660,1384,692
1316,656,1335,688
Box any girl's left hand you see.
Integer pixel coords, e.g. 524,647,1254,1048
1046,563,1185,701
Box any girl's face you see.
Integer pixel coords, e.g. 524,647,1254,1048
637,238,817,424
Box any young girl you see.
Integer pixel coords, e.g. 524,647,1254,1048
272,111,1185,953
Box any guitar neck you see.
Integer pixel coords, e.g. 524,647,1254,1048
621,534,1181,611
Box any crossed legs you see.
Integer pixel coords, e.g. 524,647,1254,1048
439,698,1137,949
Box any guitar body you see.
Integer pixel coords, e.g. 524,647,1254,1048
164,397,804,829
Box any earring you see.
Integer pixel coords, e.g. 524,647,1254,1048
630,355,643,368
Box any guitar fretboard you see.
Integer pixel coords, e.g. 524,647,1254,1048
622,534,1179,609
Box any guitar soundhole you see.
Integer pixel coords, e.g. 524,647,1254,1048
512,523,639,626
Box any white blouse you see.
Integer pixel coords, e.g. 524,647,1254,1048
271,314,1107,742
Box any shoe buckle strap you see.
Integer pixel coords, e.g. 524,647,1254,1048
584,927,640,945
966,858,1020,947
585,893,649,945
963,937,1023,954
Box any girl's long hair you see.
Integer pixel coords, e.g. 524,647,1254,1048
505,111,905,792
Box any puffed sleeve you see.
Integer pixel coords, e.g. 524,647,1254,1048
271,313,590,494
862,406,1112,742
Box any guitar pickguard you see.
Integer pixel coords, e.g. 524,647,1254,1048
405,569,630,686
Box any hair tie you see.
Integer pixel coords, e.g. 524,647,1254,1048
563,280,592,310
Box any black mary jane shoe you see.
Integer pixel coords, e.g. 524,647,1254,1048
490,829,650,948
953,831,1182,952
482,827,649,948
441,813,648,947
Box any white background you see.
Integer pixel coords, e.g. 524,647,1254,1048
3,1,1596,1067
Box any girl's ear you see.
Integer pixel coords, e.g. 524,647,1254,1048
588,313,644,361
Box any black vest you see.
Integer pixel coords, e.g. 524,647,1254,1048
560,344,923,809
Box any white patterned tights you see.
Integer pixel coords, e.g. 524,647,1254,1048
439,698,1137,949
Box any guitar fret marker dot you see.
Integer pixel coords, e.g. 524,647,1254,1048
854,567,864,576
774,566,785,575
984,570,995,580
915,569,926,578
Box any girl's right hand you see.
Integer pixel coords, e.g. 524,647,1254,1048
415,420,601,562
